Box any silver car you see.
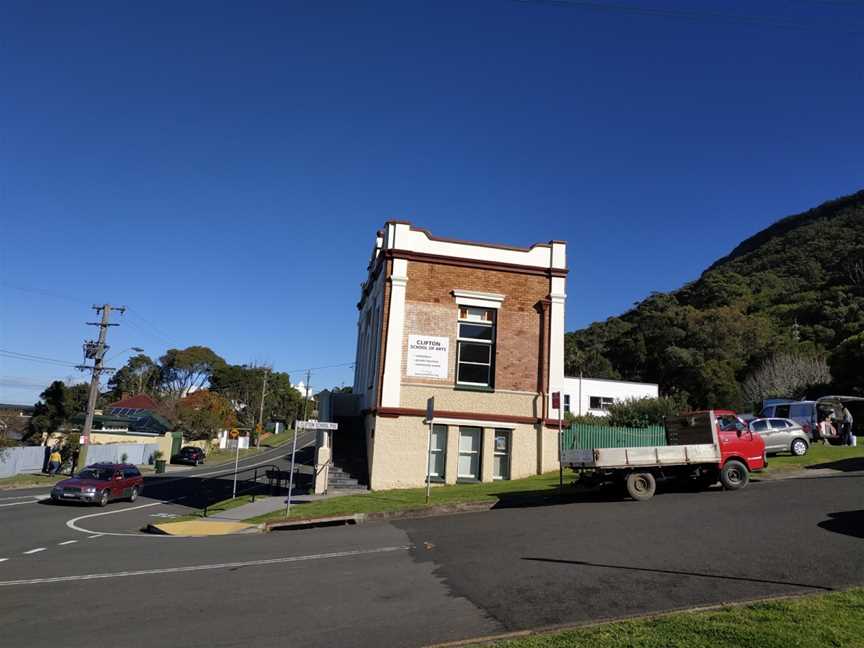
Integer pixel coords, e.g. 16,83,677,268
749,418,809,456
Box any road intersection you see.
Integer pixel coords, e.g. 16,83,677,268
1,445,862,647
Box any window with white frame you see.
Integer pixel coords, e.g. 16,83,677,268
589,396,615,411
456,306,495,388
563,394,571,413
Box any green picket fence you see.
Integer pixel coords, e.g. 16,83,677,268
563,423,667,450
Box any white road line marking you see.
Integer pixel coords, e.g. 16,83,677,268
23,548,46,555
87,535,103,539
58,540,77,546
0,494,46,501
62,433,317,538
0,558,8,563
0,501,39,508
0,545,411,587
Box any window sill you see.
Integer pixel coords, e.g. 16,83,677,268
456,477,481,484
455,384,495,393
426,477,445,484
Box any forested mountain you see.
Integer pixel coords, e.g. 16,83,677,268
564,190,864,409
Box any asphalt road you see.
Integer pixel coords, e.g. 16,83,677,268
1,465,862,647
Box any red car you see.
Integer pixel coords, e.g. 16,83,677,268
51,463,144,506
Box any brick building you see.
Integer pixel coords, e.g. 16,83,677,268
340,221,568,490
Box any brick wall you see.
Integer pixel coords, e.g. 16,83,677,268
403,261,549,393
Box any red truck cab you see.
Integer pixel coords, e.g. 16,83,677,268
711,409,768,473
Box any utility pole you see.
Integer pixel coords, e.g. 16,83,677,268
302,368,312,421
256,366,270,449
78,304,124,445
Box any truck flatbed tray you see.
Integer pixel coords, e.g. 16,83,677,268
563,444,720,469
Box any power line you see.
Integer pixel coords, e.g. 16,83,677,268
0,349,80,368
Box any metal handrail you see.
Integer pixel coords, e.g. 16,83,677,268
198,463,291,517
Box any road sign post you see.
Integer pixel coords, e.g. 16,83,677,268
285,420,338,516
230,429,241,499
425,397,434,505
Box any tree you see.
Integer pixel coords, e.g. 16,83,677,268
829,333,864,395
176,391,237,441
159,346,226,398
209,364,304,432
742,352,832,409
107,353,160,399
26,381,91,443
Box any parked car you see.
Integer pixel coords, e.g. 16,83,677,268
749,417,809,456
50,463,143,506
173,446,206,466
759,396,864,442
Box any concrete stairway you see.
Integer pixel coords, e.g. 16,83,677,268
327,465,368,492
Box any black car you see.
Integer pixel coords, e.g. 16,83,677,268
173,446,206,466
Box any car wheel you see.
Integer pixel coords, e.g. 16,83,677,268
720,460,749,490
128,486,138,503
98,490,110,507
791,438,808,456
625,471,656,501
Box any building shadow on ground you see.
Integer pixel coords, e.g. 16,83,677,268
817,510,864,539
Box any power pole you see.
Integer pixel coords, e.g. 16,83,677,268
302,369,312,421
78,304,125,445
256,366,270,449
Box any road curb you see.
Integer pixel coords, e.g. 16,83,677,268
426,588,854,647
143,521,264,536
264,501,496,531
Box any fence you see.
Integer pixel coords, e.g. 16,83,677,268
563,423,667,450
0,446,47,478
82,443,159,466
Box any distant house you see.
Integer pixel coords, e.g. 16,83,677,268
560,376,659,417
70,411,172,436
0,403,34,442
107,393,160,416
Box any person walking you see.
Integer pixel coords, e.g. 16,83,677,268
48,447,62,475
70,447,80,476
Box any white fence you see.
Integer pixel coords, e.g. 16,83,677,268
0,446,47,478
82,443,159,466
0,443,160,478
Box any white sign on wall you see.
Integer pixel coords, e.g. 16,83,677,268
407,335,449,379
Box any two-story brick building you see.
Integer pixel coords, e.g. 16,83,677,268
340,221,567,490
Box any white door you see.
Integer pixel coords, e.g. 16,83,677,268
458,427,481,480
493,429,510,480
428,425,447,481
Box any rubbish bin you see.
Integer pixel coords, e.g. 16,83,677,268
155,459,167,474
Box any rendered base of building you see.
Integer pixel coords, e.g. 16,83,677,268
364,414,561,491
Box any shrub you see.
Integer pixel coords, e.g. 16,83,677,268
604,395,690,428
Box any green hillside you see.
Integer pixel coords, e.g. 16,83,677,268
564,190,864,409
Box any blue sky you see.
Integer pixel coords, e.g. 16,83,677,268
2,0,862,404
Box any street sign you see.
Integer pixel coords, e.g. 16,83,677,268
552,392,561,410
229,428,239,439
426,396,435,423
295,420,338,431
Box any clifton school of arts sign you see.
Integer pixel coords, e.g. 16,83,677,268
407,335,449,379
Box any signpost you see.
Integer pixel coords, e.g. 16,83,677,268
425,397,434,504
552,392,563,494
230,429,241,499
286,420,338,516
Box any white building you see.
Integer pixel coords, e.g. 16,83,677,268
561,376,659,417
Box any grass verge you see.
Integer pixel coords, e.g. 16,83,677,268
477,588,864,648
0,473,65,490
765,440,864,474
169,494,271,522
248,470,575,524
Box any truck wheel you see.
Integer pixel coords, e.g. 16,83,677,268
625,472,656,501
790,439,808,456
720,460,749,490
